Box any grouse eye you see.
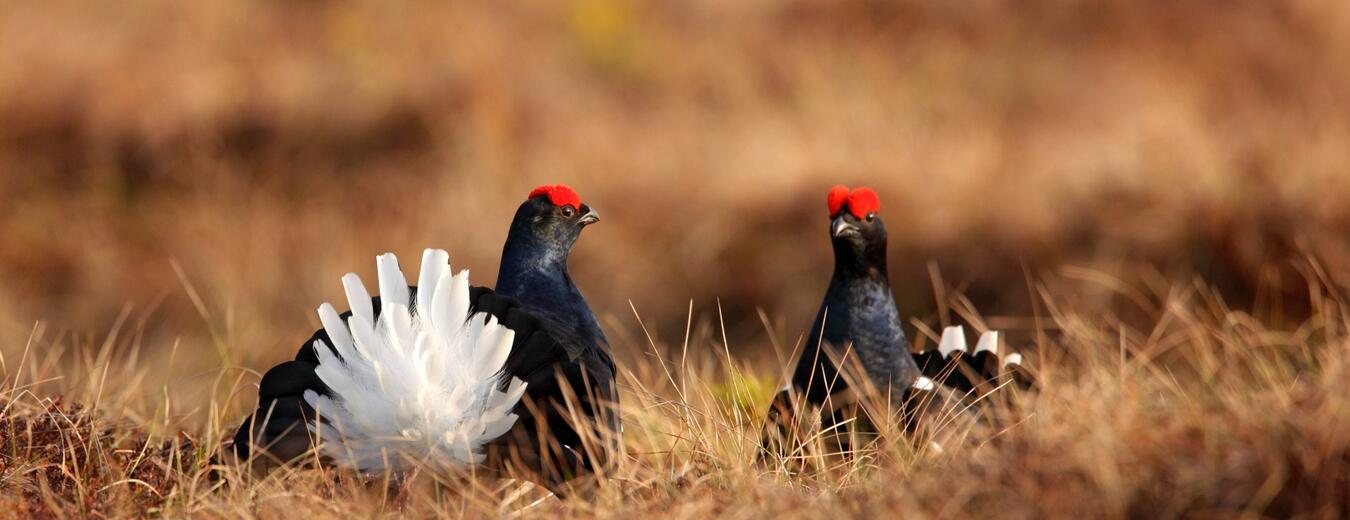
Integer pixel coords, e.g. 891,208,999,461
560,205,576,218
866,212,876,222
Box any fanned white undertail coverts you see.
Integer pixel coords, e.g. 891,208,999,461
302,249,527,472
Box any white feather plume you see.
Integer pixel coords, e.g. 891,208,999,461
975,331,999,355
938,325,967,357
303,249,527,472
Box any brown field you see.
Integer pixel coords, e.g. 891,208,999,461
2,0,1349,517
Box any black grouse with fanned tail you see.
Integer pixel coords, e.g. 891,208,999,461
231,184,619,490
765,186,921,444
763,185,1029,455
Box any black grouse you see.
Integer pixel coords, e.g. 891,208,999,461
764,185,1028,453
231,184,619,489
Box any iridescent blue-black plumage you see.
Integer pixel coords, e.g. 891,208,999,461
491,194,619,482
790,206,920,406
764,186,1029,455
496,195,610,361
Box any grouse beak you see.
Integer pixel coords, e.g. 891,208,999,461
831,216,859,238
578,206,600,227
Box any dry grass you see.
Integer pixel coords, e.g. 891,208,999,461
2,261,1348,518
3,0,1350,517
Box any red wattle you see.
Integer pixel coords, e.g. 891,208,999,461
846,187,880,218
528,184,582,210
827,185,880,218
827,185,850,217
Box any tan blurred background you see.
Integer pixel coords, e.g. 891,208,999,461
3,0,1350,375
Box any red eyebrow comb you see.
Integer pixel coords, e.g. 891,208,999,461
827,185,880,219
528,184,582,210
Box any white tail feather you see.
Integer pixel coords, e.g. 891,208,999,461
975,331,999,355
343,274,373,325
376,253,410,309
304,249,527,472
938,325,967,357
416,249,449,314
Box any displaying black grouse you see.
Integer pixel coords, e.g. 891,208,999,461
231,184,619,489
764,185,1028,452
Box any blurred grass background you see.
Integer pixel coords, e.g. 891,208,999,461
4,1,1350,516
2,0,1350,379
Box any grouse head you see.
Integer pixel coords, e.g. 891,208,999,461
826,185,887,276
502,184,600,266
